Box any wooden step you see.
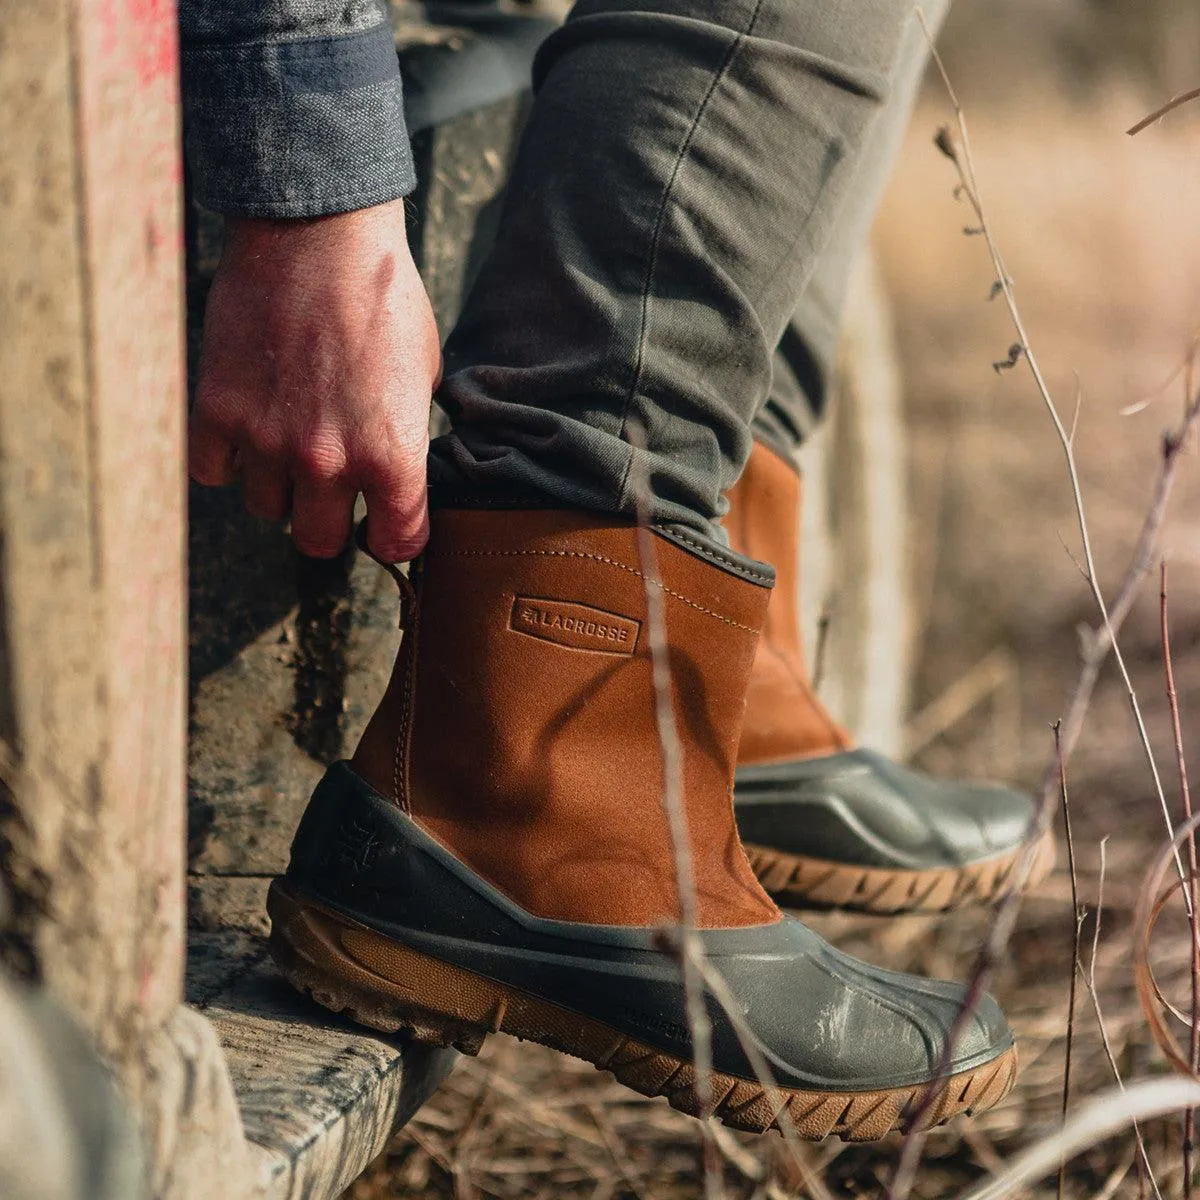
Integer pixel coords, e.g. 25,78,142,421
187,880,457,1200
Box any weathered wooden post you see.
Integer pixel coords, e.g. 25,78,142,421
0,0,249,1193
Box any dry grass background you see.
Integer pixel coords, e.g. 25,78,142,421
347,9,1200,1198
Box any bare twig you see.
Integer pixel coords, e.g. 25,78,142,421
886,774,1058,1200
1128,88,1200,136
1067,374,1083,447
1038,408,1200,832
1056,722,1083,1200
811,605,832,695
628,428,723,1200
1119,332,1200,416
1161,561,1200,1198
680,945,838,1200
1086,840,1164,1200
630,426,856,1200
1135,814,1200,1079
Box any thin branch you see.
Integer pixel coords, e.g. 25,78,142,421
1119,332,1200,416
1161,560,1200,1199
678,944,838,1200
1056,722,1083,1200
1040,409,1200,814
1068,374,1083,448
1085,840,1164,1199
1128,88,1200,136
811,605,833,695
628,426,723,1200
886,771,1058,1200
890,12,1200,1198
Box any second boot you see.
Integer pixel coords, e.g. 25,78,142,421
269,507,1017,1141
727,440,1054,915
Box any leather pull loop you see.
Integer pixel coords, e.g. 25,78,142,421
354,520,417,631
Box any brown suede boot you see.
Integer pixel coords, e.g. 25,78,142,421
350,507,777,930
727,440,1053,914
269,508,1018,1140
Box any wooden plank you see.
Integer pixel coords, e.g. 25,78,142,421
0,0,185,1070
0,0,106,994
189,927,458,1200
0,4,255,1196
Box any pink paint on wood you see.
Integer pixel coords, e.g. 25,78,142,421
74,0,188,1031
127,0,179,89
96,0,179,89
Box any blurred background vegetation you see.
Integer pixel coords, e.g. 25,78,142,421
939,0,1200,96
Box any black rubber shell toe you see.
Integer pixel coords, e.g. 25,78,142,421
735,748,1035,870
282,762,1015,1094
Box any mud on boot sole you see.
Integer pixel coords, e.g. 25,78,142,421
267,879,1018,1142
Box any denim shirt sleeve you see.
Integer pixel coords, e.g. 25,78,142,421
180,1,416,217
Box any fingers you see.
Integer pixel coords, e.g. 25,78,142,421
290,478,356,559
239,451,291,523
189,389,429,561
363,487,429,564
362,458,429,563
188,407,238,487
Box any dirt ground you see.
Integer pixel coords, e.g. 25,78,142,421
345,38,1200,1200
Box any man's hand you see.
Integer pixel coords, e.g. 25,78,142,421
189,199,441,562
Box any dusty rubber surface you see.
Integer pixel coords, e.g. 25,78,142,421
744,829,1056,915
267,880,1018,1143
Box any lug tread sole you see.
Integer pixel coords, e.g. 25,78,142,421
266,880,1018,1143
744,830,1056,915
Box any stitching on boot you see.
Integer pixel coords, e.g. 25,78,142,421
441,548,759,633
651,525,774,586
393,565,422,812
393,651,409,810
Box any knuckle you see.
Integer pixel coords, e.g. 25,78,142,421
192,384,246,438
292,433,348,486
242,418,286,461
357,422,428,485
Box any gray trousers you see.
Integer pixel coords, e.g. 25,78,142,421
429,0,947,550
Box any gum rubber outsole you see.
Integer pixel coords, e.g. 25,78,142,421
744,830,1057,915
267,880,1019,1143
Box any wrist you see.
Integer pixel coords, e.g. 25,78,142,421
223,198,410,259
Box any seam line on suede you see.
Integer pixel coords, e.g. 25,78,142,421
441,549,758,633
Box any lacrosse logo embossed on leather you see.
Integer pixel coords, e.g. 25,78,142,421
510,596,640,655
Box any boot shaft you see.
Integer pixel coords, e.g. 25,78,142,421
354,508,779,928
725,441,852,764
